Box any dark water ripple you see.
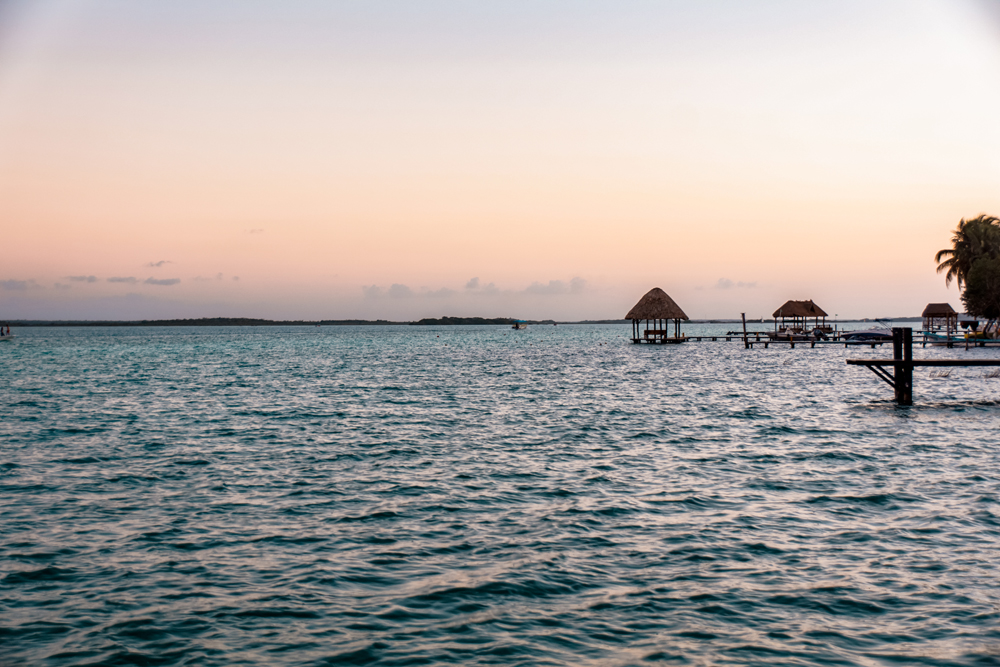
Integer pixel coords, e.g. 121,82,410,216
2,325,1000,666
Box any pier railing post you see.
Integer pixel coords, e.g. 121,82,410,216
892,327,913,405
902,327,913,405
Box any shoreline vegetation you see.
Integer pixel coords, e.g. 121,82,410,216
6,316,923,327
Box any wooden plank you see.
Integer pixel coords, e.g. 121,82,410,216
847,359,1000,367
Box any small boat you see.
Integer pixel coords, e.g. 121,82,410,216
769,331,810,341
920,330,959,346
769,327,828,341
841,328,893,341
512,322,528,330
0,335,13,342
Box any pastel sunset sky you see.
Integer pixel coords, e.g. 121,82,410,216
2,0,999,320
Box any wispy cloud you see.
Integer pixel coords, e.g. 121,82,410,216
715,278,757,289
108,276,139,284
193,273,225,282
247,228,264,234
144,277,180,286
0,279,42,291
523,277,587,295
388,283,413,298
465,277,499,294
367,277,586,301
364,283,417,299
524,281,564,295
54,282,71,290
65,275,97,283
147,260,172,268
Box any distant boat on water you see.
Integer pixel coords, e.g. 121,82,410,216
920,330,961,346
841,327,893,341
512,322,528,330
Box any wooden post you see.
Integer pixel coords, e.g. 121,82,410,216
741,313,749,349
893,327,913,405
902,327,913,405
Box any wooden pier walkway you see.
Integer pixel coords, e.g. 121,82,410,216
681,334,888,349
846,328,1000,405
679,333,1000,349
634,321,1000,405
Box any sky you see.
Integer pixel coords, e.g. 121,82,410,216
1,0,999,321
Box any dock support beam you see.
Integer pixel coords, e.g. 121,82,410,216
849,333,1000,405
892,328,913,405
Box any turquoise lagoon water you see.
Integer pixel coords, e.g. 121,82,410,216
2,324,1000,666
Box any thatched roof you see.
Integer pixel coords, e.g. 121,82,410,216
625,287,689,320
922,303,956,317
772,299,828,318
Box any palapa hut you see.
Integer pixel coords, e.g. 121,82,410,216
922,303,957,334
626,287,689,344
772,299,829,334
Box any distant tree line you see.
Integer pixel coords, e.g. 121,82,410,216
15,317,568,327
936,214,1000,328
412,317,516,325
16,318,405,327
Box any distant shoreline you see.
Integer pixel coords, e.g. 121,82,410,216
5,316,923,327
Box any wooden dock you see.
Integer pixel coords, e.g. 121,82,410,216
631,336,687,344
680,334,888,349
846,328,1000,405
676,332,1000,349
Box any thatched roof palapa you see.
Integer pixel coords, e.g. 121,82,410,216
625,287,689,321
922,303,956,317
772,300,827,319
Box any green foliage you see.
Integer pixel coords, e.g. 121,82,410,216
961,256,1000,322
935,215,1000,289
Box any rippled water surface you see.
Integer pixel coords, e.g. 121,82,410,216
3,324,1000,666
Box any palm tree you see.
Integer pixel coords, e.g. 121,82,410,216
935,215,1000,289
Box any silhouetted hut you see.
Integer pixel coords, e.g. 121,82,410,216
773,299,828,333
626,287,689,344
922,303,957,334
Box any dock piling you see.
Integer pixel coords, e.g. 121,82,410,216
892,328,913,405
847,327,1000,405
